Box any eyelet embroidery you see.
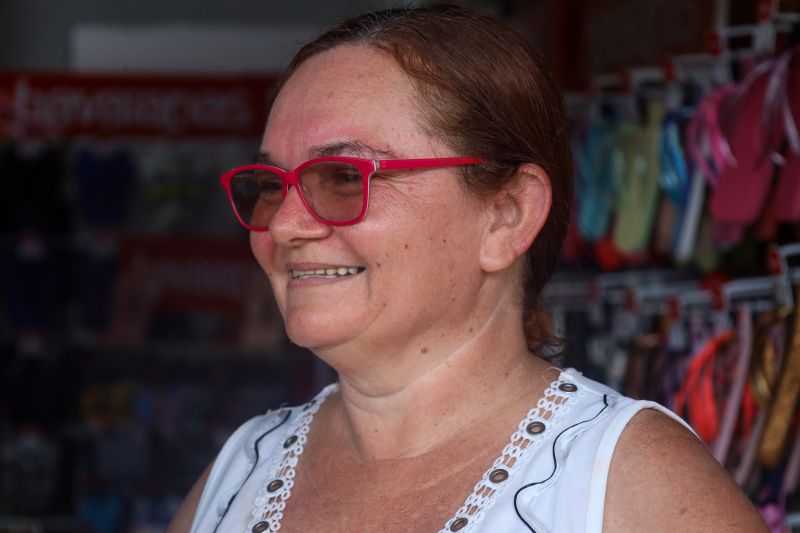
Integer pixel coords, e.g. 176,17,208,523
245,372,581,533
438,372,581,533
245,383,338,533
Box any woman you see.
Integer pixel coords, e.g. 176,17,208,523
170,5,767,532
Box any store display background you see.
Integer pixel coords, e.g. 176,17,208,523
0,0,787,532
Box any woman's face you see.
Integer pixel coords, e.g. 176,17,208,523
252,44,491,360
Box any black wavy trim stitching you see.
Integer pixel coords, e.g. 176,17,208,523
212,408,292,533
513,394,610,533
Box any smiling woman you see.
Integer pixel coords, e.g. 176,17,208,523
169,5,768,533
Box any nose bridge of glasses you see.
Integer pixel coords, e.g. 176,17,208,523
283,166,301,188
273,162,332,223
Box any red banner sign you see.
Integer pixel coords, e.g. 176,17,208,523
116,235,259,313
0,72,275,139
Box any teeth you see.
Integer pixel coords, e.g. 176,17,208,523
291,267,362,279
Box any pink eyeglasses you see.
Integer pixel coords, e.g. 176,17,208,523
220,156,482,231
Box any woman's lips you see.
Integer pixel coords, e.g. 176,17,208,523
291,266,362,279
286,264,366,286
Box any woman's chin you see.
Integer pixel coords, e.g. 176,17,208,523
284,314,361,353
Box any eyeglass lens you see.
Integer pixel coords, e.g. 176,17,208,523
229,160,365,228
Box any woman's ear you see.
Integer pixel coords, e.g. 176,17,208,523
479,163,552,273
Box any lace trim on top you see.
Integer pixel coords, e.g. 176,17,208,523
437,371,582,533
245,382,339,533
245,371,581,533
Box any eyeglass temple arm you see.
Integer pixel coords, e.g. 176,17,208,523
376,157,483,171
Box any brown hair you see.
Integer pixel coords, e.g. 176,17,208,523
275,4,573,353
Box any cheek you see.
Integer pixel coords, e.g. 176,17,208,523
249,231,266,263
250,233,279,277
394,214,480,287
250,233,288,312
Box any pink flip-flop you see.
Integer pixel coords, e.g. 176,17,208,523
687,84,736,189
710,61,776,225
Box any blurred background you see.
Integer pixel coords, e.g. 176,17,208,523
1,0,800,531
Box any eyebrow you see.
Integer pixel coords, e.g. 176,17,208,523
254,151,279,166
254,140,401,167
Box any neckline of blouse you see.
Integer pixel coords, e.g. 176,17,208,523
245,369,583,533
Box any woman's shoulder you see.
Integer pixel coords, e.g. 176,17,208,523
603,408,768,532
183,385,336,533
500,369,766,532
554,369,767,532
167,407,298,533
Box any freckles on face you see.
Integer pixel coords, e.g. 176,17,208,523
246,44,489,352
264,50,431,168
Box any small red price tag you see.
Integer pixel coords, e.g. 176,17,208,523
767,246,785,276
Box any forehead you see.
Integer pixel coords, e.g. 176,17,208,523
263,45,435,165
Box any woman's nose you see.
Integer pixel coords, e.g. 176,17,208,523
268,186,332,245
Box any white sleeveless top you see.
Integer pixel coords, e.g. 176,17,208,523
190,368,692,533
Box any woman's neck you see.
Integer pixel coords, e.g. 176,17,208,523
322,329,557,462
307,272,560,462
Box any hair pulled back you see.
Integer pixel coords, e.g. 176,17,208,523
274,4,573,353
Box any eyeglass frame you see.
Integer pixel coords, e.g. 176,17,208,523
219,156,483,231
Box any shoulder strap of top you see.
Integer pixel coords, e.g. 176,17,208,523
191,409,293,533
584,400,695,533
